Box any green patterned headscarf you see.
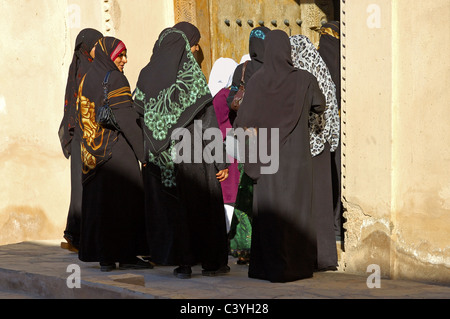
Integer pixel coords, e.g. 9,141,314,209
134,24,212,187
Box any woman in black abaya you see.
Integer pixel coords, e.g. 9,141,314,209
234,30,326,283
134,22,229,278
58,28,103,252
226,26,271,123
77,37,150,271
290,33,340,271
318,21,344,242
227,26,271,265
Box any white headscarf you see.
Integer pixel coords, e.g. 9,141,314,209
239,54,251,64
208,57,238,97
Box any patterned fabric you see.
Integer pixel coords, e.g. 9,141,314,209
58,28,103,159
147,140,177,188
229,163,253,261
78,37,131,184
290,35,340,156
134,27,212,187
135,31,209,142
78,75,132,176
250,29,267,40
320,26,340,40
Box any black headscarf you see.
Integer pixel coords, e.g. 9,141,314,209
249,26,270,62
318,21,340,111
234,30,325,180
134,22,212,158
58,28,103,158
227,26,271,121
78,37,132,183
236,26,271,87
173,21,201,47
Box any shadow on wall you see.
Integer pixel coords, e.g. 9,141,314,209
0,206,60,246
314,0,340,21
300,0,340,21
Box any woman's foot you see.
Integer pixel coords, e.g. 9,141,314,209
173,265,192,279
61,235,79,253
202,265,230,277
237,257,249,265
119,257,154,270
100,262,116,272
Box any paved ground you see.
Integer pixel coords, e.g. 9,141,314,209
0,240,449,305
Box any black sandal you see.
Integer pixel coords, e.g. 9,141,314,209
173,265,192,279
100,262,116,272
202,265,230,277
119,257,154,270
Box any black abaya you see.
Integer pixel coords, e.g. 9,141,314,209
318,21,343,241
234,30,326,283
312,142,338,270
175,104,229,269
80,129,147,262
142,162,186,266
141,104,229,268
134,23,229,270
59,28,103,249
290,34,340,270
78,37,148,264
63,131,82,247
248,79,325,282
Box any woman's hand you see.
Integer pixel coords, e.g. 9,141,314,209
216,168,229,182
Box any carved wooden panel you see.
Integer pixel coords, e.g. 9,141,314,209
174,0,197,25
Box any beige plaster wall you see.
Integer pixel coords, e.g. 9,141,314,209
339,0,393,278
106,0,175,89
341,0,450,283
390,0,450,282
0,0,71,244
0,0,174,246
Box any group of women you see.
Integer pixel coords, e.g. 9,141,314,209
58,20,342,283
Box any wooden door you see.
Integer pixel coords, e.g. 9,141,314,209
174,0,337,79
